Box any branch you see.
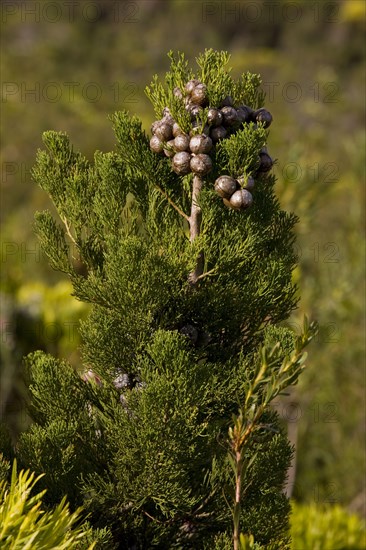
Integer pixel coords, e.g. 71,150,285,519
228,319,318,547
188,174,204,286
195,268,216,282
61,216,77,246
155,184,190,222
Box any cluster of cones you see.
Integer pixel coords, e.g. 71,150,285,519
150,79,274,210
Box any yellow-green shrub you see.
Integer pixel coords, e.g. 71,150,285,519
0,460,94,550
290,501,366,550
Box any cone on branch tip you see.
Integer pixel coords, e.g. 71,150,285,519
148,75,274,211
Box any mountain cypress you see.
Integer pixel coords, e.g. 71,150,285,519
15,50,316,549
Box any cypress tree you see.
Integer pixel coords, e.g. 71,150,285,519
14,50,316,549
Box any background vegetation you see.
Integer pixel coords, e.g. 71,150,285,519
1,0,365,535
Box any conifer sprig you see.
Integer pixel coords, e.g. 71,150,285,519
228,318,318,549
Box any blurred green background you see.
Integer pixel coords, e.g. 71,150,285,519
1,0,365,525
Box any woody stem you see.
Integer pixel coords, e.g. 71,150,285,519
188,174,204,286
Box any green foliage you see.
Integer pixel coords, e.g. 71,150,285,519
290,502,366,549
228,319,317,548
205,531,263,550
0,460,94,549
205,530,281,549
0,425,13,486
32,132,91,225
0,456,11,486
196,50,265,109
216,123,267,179
146,48,265,133
0,423,13,460
17,351,112,507
32,134,129,281
12,49,316,548
75,522,117,550
29,329,292,547
33,211,70,273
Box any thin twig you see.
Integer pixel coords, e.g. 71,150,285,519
191,490,216,515
189,175,203,242
155,184,190,222
61,217,77,246
233,449,242,550
142,509,176,525
143,510,164,523
188,175,204,286
195,268,216,282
